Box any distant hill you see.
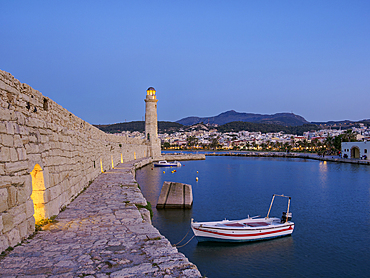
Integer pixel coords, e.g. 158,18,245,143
95,120,318,135
312,119,370,128
217,122,319,135
94,114,368,135
176,110,309,126
94,121,183,134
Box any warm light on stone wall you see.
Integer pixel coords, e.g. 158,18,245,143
0,70,152,253
30,164,46,222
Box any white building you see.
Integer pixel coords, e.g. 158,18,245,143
341,141,369,160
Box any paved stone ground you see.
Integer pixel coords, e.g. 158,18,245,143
0,160,202,278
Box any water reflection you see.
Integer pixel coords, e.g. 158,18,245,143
319,160,328,170
318,161,328,188
136,156,370,277
139,166,162,205
194,236,294,259
156,209,192,224
193,236,295,277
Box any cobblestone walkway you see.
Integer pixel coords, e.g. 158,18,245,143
0,160,201,277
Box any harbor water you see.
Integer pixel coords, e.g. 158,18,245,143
136,155,370,277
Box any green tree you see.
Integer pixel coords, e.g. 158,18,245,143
232,142,240,150
324,135,334,154
261,142,267,150
162,142,171,149
333,135,343,151
186,136,199,148
342,129,356,142
252,141,258,150
283,142,291,152
332,130,356,152
209,137,220,149
302,139,309,152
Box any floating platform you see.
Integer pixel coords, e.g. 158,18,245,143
156,181,193,209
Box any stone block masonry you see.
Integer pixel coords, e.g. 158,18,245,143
0,160,202,277
156,182,193,209
0,70,153,253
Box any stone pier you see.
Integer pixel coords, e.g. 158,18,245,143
156,182,193,209
0,159,201,277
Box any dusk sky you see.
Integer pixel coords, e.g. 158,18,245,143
1,1,369,124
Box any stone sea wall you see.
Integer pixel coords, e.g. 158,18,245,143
162,153,205,161
206,151,370,165
0,70,151,253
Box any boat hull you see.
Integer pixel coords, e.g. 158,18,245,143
153,161,181,167
191,219,294,243
153,164,178,167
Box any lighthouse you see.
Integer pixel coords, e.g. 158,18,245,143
145,87,161,158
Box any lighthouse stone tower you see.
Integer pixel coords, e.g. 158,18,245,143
145,87,161,158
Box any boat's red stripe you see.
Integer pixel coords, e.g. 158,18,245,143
194,225,293,238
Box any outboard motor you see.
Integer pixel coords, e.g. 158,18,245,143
281,212,292,223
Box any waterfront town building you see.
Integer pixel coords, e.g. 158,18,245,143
156,125,370,153
341,141,369,160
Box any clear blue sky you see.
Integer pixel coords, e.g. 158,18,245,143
1,1,369,124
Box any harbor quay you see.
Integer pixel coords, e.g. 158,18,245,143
0,158,202,277
204,151,370,165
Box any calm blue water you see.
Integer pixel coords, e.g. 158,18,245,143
136,156,370,277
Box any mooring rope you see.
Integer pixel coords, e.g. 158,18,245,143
172,227,194,248
173,227,191,246
175,235,195,248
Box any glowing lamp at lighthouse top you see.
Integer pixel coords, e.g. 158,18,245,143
146,87,156,96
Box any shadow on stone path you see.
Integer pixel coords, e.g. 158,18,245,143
0,160,201,278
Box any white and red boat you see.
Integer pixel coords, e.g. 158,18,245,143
191,194,294,242
153,160,181,167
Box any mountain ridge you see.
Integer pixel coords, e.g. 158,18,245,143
176,110,309,126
